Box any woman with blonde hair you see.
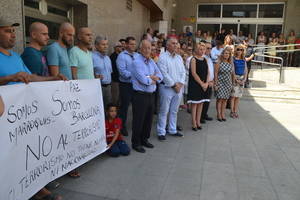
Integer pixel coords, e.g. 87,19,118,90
224,35,234,54
187,43,210,130
231,45,248,118
214,47,234,121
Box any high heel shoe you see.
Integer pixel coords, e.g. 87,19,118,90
217,118,222,122
222,118,226,121
192,127,198,131
197,126,202,130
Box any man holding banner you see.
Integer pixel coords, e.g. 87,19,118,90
0,18,65,200
0,19,66,84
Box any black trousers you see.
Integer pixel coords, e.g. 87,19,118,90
119,82,134,130
201,86,212,119
132,91,155,146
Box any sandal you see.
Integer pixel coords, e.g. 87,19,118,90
230,112,235,118
30,194,62,200
68,169,80,178
234,113,239,118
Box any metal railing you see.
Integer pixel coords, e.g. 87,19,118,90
251,44,300,83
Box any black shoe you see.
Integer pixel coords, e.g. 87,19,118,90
200,119,206,124
192,127,198,131
205,116,213,121
170,132,184,137
217,118,222,122
222,118,227,121
158,135,166,141
142,141,154,148
132,145,146,153
121,128,128,136
197,126,202,130
177,126,183,131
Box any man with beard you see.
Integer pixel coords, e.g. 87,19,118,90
47,22,75,80
21,22,49,75
69,27,94,80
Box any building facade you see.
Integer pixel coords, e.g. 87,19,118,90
174,0,300,41
0,0,175,53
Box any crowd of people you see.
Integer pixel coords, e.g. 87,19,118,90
0,17,299,200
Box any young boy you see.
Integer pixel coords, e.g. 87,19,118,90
105,103,130,157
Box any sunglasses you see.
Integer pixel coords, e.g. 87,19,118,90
206,47,212,50
237,48,244,51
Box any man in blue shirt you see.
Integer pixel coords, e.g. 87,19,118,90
21,22,49,76
0,20,65,84
0,18,64,200
156,38,186,140
92,36,112,107
131,40,162,153
47,22,75,80
116,36,138,136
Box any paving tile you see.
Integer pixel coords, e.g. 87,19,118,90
237,175,277,200
233,155,267,178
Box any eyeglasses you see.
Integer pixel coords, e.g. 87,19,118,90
206,47,212,50
236,48,244,51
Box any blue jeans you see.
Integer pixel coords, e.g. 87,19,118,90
107,140,130,157
157,85,183,136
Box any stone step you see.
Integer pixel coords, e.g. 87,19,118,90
242,86,300,104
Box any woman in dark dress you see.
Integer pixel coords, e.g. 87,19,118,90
187,43,210,131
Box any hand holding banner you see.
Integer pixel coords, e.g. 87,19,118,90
0,80,107,200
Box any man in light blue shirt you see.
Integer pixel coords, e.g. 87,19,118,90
157,38,186,140
92,36,112,107
69,27,94,80
46,22,74,80
116,36,138,136
131,40,163,153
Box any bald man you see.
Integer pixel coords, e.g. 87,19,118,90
47,22,75,80
131,40,162,153
69,27,94,80
21,22,49,75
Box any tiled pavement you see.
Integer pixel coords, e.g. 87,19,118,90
54,99,300,200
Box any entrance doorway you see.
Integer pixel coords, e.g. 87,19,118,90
196,2,285,43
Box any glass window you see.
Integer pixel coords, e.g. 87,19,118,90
259,4,284,18
48,6,68,17
198,5,221,18
257,25,283,38
24,0,39,9
222,24,238,35
197,24,220,34
223,4,257,18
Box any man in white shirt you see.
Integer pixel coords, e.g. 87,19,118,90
157,38,186,140
201,42,214,123
211,40,224,64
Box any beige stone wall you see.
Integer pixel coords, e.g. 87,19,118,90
0,0,24,53
284,0,300,36
87,0,150,51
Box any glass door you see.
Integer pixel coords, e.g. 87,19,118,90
239,24,257,41
221,24,238,35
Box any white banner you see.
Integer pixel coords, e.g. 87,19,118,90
0,80,107,200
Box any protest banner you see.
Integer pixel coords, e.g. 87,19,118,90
0,80,107,200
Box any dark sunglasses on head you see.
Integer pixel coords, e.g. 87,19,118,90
237,48,244,51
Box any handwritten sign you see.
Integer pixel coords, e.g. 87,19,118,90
0,80,107,200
